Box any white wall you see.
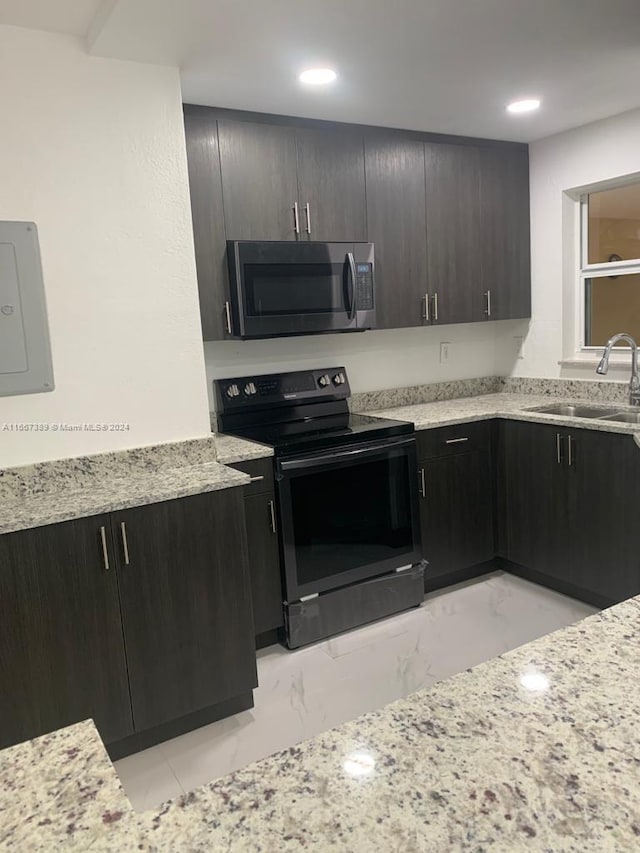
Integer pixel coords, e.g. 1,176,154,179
205,319,527,409
521,107,640,379
0,26,210,468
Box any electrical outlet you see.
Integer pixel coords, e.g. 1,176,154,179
514,336,525,359
440,342,451,364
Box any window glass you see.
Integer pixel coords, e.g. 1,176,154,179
585,273,640,346
587,184,640,265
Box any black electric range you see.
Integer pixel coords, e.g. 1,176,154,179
214,368,424,649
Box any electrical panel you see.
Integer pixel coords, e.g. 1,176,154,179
0,222,54,397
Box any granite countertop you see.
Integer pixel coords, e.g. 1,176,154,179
0,460,249,536
214,433,274,465
3,595,640,851
364,391,640,446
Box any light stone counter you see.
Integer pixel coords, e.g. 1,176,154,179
3,596,640,850
214,433,274,465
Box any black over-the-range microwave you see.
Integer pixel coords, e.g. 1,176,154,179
226,240,375,339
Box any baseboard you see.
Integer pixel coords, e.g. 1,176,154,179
496,557,613,610
106,691,254,760
423,560,499,594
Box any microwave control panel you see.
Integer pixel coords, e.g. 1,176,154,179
355,263,374,310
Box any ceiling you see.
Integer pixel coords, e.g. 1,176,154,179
3,0,640,142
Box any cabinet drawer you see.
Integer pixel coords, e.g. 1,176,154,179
416,420,491,460
227,457,274,496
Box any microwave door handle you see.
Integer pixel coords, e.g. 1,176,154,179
346,252,357,321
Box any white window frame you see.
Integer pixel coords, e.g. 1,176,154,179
574,179,640,357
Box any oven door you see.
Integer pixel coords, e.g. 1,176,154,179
276,436,422,602
228,241,374,338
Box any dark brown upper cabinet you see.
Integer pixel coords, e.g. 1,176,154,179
424,143,481,326
479,146,531,321
183,105,531,340
295,126,366,242
365,135,427,329
217,119,300,241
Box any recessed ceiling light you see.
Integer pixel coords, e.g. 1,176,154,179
299,68,337,85
507,98,541,115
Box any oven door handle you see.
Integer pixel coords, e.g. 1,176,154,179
278,436,415,473
346,252,357,321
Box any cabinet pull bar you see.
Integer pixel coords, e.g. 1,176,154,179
419,468,426,498
304,202,311,235
120,521,130,566
567,435,574,467
432,292,439,321
293,202,300,234
224,301,232,335
248,475,265,483
268,499,277,534
556,433,563,465
445,437,469,445
423,293,430,322
484,290,492,317
100,526,110,571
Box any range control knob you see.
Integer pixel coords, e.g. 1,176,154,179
332,372,346,386
243,382,257,396
225,383,240,399
318,374,331,388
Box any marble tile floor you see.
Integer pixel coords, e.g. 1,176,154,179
114,570,596,811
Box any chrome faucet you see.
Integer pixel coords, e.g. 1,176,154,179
596,332,640,406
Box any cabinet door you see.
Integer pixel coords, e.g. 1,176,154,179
295,127,366,242
424,143,480,325
479,146,531,320
0,517,132,749
418,450,494,582
569,430,640,603
244,493,283,635
184,106,231,341
499,421,570,584
365,136,427,329
112,490,257,732
218,119,299,240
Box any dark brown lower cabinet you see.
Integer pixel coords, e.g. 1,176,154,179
0,488,257,751
498,421,640,605
417,423,494,588
227,458,284,638
0,515,133,750
112,490,257,732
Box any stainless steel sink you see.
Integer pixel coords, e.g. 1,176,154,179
526,403,620,419
598,411,640,424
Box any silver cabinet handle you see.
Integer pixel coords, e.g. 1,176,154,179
445,437,469,445
120,521,130,566
567,435,574,467
100,526,110,571
293,201,300,234
419,468,426,498
268,499,277,534
556,433,563,465
484,290,492,317
304,202,311,235
432,292,439,321
249,475,265,483
224,301,232,335
423,293,430,322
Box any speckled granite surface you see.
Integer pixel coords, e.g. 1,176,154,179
350,376,503,412
4,597,640,850
0,720,133,851
0,461,249,536
215,434,274,465
365,392,640,446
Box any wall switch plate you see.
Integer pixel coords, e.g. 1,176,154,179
440,342,451,364
514,336,525,359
